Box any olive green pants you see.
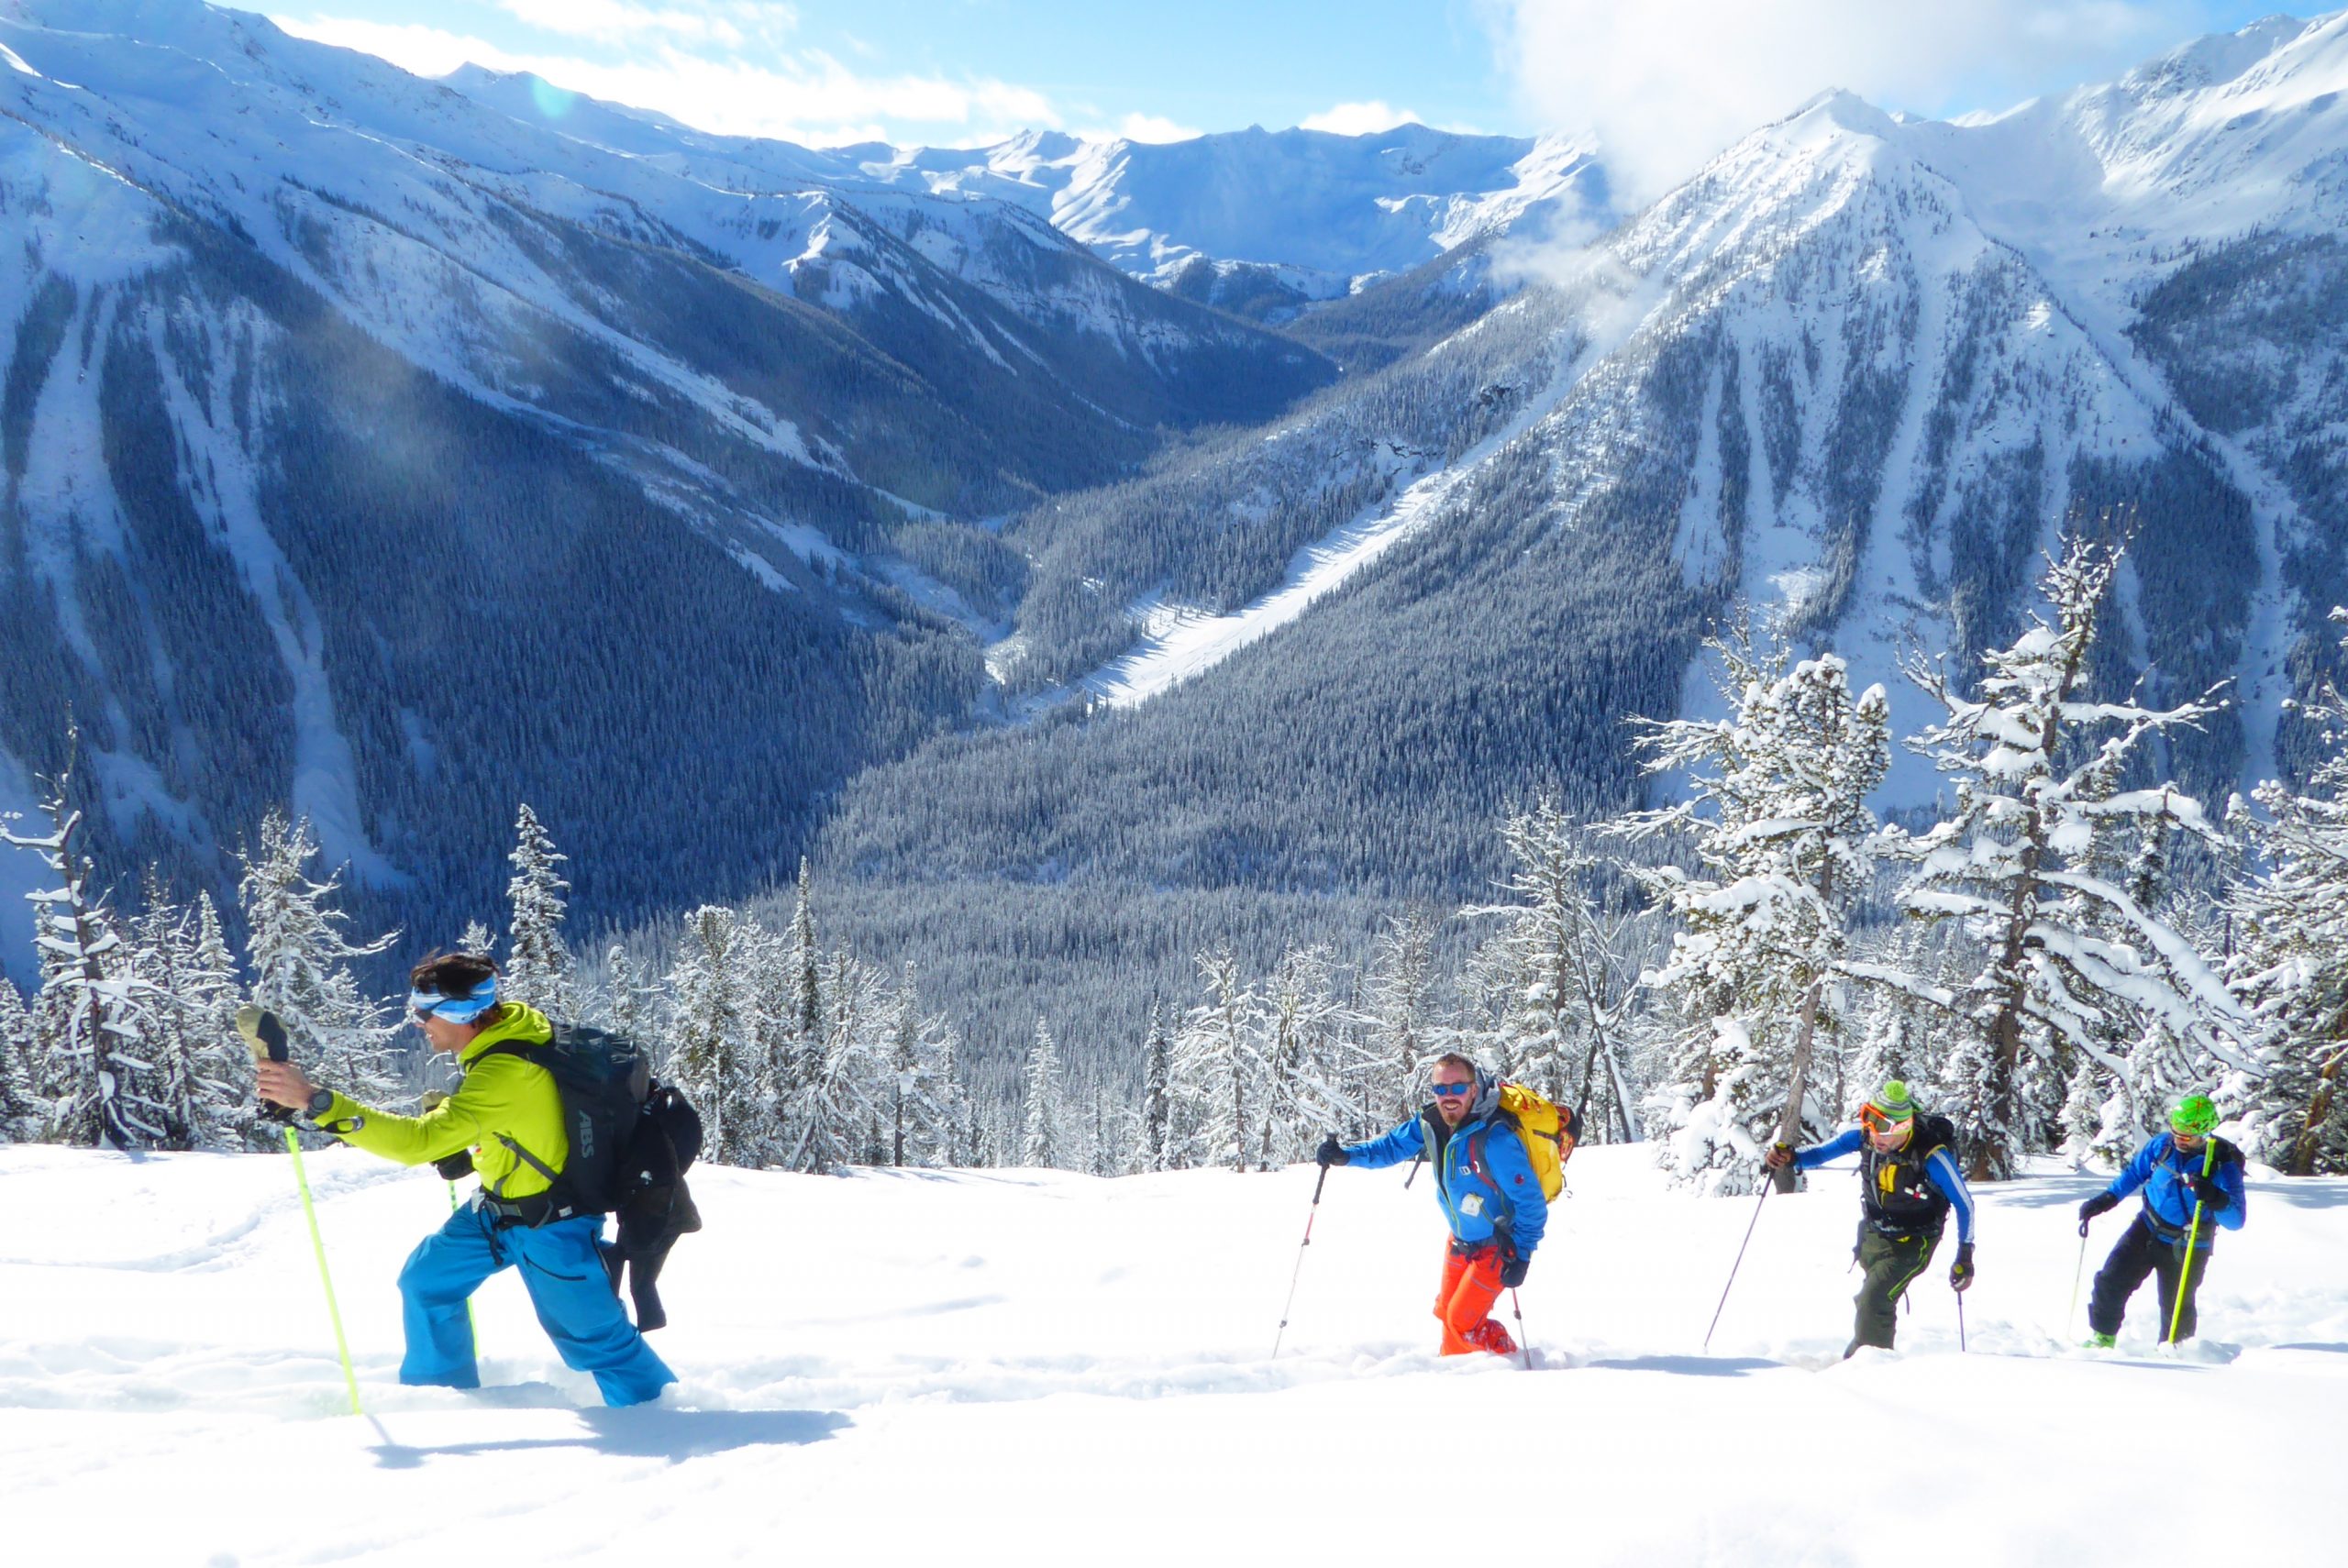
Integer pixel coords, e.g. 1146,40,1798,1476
1849,1226,1942,1356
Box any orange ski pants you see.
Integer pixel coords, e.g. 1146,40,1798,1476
1434,1240,1517,1356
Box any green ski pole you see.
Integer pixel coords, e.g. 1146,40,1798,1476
2165,1138,2218,1347
240,1005,364,1417
286,1123,363,1416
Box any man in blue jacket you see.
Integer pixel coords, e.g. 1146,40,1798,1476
2079,1092,2247,1346
1316,1054,1546,1357
1763,1080,1977,1356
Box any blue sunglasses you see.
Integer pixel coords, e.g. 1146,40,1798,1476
1431,1082,1475,1098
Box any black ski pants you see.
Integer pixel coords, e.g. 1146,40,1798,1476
1847,1224,1941,1356
2088,1212,2213,1342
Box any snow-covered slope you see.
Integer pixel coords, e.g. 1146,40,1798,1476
6,1142,2342,1564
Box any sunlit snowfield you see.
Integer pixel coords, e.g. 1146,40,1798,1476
6,1143,2342,1565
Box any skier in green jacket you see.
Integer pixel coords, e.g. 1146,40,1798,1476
257,951,673,1405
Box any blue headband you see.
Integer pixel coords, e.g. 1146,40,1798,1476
409,976,499,1023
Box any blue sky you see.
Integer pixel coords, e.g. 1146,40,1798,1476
264,2,2303,157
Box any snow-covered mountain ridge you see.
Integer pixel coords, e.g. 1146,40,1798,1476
431,65,1612,318
811,10,2348,942
0,0,1333,966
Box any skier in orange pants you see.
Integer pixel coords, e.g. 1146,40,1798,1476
1434,1237,1517,1355
1319,1053,1546,1358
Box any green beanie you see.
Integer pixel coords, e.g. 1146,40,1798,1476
2170,1093,2220,1137
1863,1080,1917,1125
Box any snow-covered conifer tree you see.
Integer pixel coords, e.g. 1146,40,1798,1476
2230,613,2348,1172
238,812,401,1108
0,977,39,1143
1257,945,1354,1168
131,883,247,1152
1020,1017,1062,1168
1895,537,2243,1178
5,743,163,1148
1623,635,1890,1193
664,905,760,1166
1468,801,1644,1143
884,965,953,1167
782,949,885,1174
504,803,575,1019
1363,913,1436,1128
1170,946,1262,1172
1140,1003,1172,1172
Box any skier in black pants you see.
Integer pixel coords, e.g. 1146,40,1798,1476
1764,1079,1977,1356
2079,1093,2246,1347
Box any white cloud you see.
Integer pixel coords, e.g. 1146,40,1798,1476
1109,112,1203,143
492,1,799,51
1483,0,2204,204
271,11,1062,147
1300,100,1423,136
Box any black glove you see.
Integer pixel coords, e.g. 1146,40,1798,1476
2184,1172,2230,1211
1315,1134,1348,1168
2077,1191,2120,1234
1500,1255,1529,1288
1948,1242,1976,1293
1763,1142,1795,1170
433,1149,475,1180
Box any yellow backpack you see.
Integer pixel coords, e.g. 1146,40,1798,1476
1495,1081,1578,1201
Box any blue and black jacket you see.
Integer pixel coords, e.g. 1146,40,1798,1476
1794,1115,1977,1244
2105,1132,2247,1246
1344,1075,1548,1257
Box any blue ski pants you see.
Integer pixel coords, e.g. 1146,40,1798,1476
397,1200,675,1408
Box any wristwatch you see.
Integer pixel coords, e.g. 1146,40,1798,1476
307,1087,336,1117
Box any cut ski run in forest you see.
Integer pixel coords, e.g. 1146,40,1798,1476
5,1143,2342,1566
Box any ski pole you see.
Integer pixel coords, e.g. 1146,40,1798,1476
1703,1179,1773,1351
2166,1140,2218,1347
1271,1161,1332,1358
1956,1290,1967,1353
2067,1225,2088,1340
1510,1287,1533,1371
239,1006,363,1417
286,1123,364,1416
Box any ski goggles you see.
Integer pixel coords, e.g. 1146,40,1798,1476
408,976,500,1024
1860,1106,1914,1136
1430,1081,1476,1099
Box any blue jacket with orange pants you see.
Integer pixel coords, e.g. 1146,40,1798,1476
1343,1076,1548,1258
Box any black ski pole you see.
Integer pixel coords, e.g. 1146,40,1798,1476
1703,1179,1773,1351
1271,1160,1332,1358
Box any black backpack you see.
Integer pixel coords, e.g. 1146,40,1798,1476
477,1024,705,1331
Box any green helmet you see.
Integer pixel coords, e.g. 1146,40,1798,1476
2169,1093,2220,1137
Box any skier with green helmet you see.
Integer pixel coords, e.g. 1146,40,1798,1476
2078,1092,2246,1347
1763,1080,1977,1356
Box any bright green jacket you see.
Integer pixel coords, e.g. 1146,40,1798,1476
318,1004,569,1199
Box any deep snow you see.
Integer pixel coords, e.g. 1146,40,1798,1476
5,1142,2342,1565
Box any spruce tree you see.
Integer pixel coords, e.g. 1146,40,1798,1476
664,905,759,1166
1468,801,1643,1142
238,812,402,1108
1623,636,1890,1193
1021,1016,1062,1168
0,977,39,1143
504,803,575,1020
1141,1003,1172,1172
4,739,163,1149
1363,912,1436,1128
1169,946,1262,1172
2230,613,2348,1172
1894,537,2242,1178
